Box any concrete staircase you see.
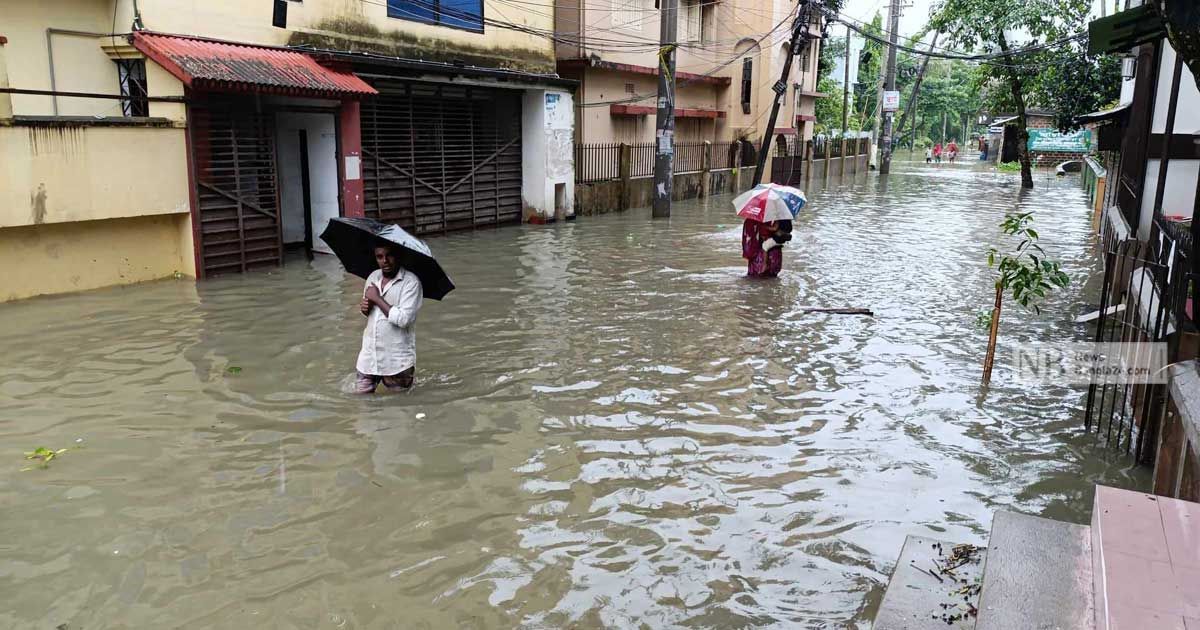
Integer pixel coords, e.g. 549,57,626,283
873,486,1200,629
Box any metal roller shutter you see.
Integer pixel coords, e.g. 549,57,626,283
190,101,283,277
361,81,523,234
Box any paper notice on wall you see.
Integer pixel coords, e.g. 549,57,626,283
545,92,571,130
345,156,361,181
657,129,673,155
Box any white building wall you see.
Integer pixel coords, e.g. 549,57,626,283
1136,41,1200,239
523,89,576,220
1151,44,1200,135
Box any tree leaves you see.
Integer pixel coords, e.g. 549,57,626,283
987,212,1069,312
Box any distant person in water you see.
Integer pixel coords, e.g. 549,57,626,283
979,136,989,161
925,147,933,163
742,219,792,278
933,143,942,164
355,244,423,394
947,139,959,163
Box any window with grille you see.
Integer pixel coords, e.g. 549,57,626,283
611,0,646,29
116,59,148,117
740,58,753,115
681,0,702,42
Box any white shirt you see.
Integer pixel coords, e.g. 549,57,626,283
356,268,423,376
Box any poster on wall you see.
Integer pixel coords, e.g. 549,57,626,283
545,93,571,130
1027,128,1092,153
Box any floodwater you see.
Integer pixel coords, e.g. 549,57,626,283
0,158,1149,629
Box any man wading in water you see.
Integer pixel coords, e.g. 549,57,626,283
355,244,423,393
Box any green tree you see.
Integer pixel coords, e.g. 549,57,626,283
814,33,847,133
1031,47,1121,132
852,12,885,133
913,59,979,144
932,0,1091,188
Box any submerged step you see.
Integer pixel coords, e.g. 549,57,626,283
975,511,1094,630
874,535,987,629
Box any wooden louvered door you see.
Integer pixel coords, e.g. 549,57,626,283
190,100,282,277
361,82,523,234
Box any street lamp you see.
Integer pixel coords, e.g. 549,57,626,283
1121,56,1137,80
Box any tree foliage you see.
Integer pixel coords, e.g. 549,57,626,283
814,32,847,133
931,0,1091,188
987,212,1070,312
1031,47,1121,133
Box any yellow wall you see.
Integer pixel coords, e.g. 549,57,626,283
0,123,190,228
0,0,135,116
137,0,556,71
0,214,193,302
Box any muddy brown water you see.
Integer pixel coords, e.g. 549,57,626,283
0,159,1148,628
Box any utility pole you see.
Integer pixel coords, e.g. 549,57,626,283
869,39,887,167
651,0,679,218
841,25,851,134
894,32,939,155
752,2,814,187
877,0,901,174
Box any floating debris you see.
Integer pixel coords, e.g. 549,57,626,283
22,446,69,471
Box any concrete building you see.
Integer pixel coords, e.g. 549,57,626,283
0,0,575,301
553,0,825,148
1087,3,1199,243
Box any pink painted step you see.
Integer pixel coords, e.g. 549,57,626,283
1091,485,1200,630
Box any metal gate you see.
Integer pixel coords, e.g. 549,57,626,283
361,81,523,234
1084,221,1191,463
770,136,804,185
189,101,282,276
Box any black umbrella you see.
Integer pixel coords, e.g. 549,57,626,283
319,217,455,300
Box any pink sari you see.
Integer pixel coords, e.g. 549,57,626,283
742,219,782,278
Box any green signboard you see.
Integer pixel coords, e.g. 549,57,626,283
1027,128,1092,153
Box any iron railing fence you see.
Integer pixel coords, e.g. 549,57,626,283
574,143,621,183
630,142,655,178
1085,222,1194,464
673,141,706,174
710,142,737,170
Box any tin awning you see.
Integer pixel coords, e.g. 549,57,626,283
1076,102,1131,125
610,104,726,119
132,32,378,98
1087,5,1165,56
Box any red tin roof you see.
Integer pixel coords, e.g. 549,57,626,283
133,32,377,98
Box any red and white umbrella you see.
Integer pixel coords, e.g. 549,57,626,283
732,184,807,223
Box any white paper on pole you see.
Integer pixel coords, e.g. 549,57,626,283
882,90,900,112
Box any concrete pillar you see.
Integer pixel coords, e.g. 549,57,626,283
0,36,12,119
522,89,575,222
700,141,712,198
618,143,632,210
339,99,365,218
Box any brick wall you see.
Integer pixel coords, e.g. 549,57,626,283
1024,114,1086,166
